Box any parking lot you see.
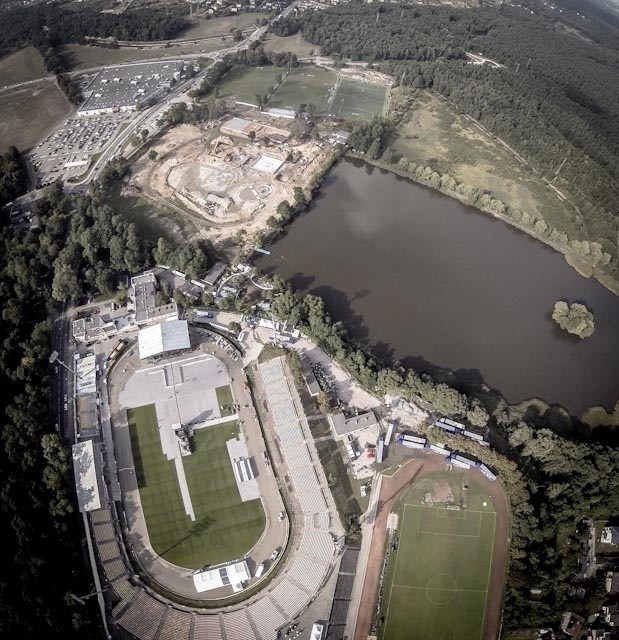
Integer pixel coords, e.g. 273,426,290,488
30,113,130,186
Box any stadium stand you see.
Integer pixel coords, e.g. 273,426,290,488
110,578,136,603
338,548,359,575
98,541,122,562
288,556,329,593
158,607,192,640
270,577,312,617
248,597,287,640
90,508,113,524
92,522,116,544
103,558,127,581
298,529,335,564
193,614,224,640
326,547,359,640
222,607,256,640
117,590,167,640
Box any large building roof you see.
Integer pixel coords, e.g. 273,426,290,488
138,319,190,359
72,440,103,512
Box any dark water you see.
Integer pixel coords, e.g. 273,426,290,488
256,158,619,416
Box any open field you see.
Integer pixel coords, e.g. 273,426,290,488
268,65,335,112
59,40,222,71
178,13,269,39
379,472,496,640
0,47,47,87
128,405,265,569
263,33,319,57
0,84,73,153
328,77,388,119
390,89,578,233
216,65,284,104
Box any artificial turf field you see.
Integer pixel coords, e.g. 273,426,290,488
127,404,265,569
381,477,496,640
329,77,388,120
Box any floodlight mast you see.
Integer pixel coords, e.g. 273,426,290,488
49,350,76,376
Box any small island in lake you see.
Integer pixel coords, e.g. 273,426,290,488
552,301,595,338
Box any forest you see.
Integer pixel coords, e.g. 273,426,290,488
0,3,188,59
265,276,619,628
0,147,27,207
272,2,619,279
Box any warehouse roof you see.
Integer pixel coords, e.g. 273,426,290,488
138,319,190,359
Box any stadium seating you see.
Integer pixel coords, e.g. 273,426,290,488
222,608,256,640
247,597,287,640
102,557,126,581
269,577,312,618
157,607,192,640
92,522,116,544
117,590,167,640
288,556,329,593
192,614,224,640
110,578,136,604
97,540,122,562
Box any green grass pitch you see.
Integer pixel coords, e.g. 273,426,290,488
127,405,265,569
328,77,388,120
215,385,234,416
267,66,336,112
382,502,496,640
215,65,284,104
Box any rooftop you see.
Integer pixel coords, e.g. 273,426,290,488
138,319,191,360
329,410,379,437
72,440,103,512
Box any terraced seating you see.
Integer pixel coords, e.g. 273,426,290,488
110,578,136,604
92,522,115,544
116,590,167,640
287,556,329,594
298,529,334,565
102,557,126,581
97,540,121,562
269,577,312,618
222,608,256,640
192,614,224,640
247,596,287,640
158,608,192,640
90,508,113,524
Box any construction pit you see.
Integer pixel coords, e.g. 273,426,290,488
126,117,332,245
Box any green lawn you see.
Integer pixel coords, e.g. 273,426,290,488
127,405,265,569
328,77,388,120
267,66,335,112
178,13,269,40
215,385,234,416
215,65,286,104
380,473,496,640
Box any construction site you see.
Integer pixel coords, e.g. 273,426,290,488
125,111,333,245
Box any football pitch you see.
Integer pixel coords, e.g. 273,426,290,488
128,405,265,569
328,77,388,120
382,502,496,640
267,66,335,112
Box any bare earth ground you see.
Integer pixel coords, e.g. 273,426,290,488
354,454,509,640
128,119,330,246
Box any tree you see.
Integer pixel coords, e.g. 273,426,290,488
232,28,243,42
552,301,595,338
148,149,158,161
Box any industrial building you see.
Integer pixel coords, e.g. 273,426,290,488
137,319,190,360
78,61,184,117
328,410,379,438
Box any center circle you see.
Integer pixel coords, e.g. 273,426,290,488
426,574,457,605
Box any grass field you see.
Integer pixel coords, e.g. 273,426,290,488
0,85,72,152
215,385,234,416
215,65,284,104
178,13,269,40
0,47,47,87
263,33,319,57
328,77,388,120
267,66,335,112
128,405,265,569
380,473,496,640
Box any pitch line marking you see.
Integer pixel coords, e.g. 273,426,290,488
392,584,487,593
479,511,497,640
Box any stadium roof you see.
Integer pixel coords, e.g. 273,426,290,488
138,319,190,359
72,440,102,512
193,560,250,593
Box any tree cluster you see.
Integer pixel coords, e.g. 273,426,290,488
0,146,27,207
552,300,595,338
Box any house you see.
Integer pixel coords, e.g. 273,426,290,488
560,612,584,637
601,526,619,545
606,572,619,594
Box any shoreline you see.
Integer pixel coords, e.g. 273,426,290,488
346,152,619,298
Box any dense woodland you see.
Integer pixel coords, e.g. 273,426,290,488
0,147,27,207
265,276,619,628
273,2,619,278
0,4,188,58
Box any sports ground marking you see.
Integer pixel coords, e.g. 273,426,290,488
419,507,484,538
383,502,496,640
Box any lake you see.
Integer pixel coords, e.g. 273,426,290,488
255,158,619,416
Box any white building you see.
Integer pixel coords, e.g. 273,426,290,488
192,559,251,593
138,319,190,359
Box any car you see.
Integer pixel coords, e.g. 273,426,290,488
64,403,68,412
278,511,285,522
64,394,68,402
270,549,279,561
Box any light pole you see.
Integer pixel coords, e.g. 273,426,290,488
49,350,76,376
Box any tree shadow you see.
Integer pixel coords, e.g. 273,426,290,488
309,283,370,343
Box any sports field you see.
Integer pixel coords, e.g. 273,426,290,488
381,475,496,640
328,77,388,120
267,66,335,112
128,405,265,569
216,65,284,104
